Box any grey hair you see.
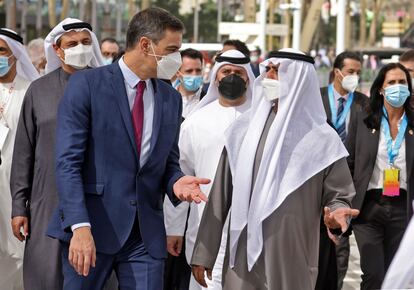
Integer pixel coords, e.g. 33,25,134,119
26,38,45,62
126,7,184,50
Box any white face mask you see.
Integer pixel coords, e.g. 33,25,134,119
262,77,280,101
250,55,259,63
63,44,93,70
338,70,359,93
149,42,182,80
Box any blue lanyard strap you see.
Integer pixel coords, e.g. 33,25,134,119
381,107,408,165
328,84,354,130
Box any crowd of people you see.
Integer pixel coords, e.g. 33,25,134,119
1,6,414,290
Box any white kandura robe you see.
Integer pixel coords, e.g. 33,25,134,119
0,75,31,290
164,99,250,290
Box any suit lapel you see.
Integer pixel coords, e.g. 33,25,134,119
365,125,380,175
109,63,139,162
321,87,332,121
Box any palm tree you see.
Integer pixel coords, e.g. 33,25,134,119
359,0,367,47
142,0,150,10
60,0,70,21
128,0,136,19
36,0,43,37
6,0,17,30
48,0,57,28
368,0,383,46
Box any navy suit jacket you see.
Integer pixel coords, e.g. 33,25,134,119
47,62,184,259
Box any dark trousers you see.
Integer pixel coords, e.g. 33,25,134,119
315,218,337,290
335,236,350,290
164,207,191,290
164,243,191,290
353,189,408,290
61,218,165,290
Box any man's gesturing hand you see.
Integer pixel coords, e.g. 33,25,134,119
173,176,210,203
324,207,359,233
192,265,213,287
69,227,96,276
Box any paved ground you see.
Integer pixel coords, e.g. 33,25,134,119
342,234,362,290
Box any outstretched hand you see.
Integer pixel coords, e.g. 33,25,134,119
173,176,210,203
324,206,359,233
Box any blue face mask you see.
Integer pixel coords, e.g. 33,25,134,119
0,55,13,77
172,78,180,89
181,75,203,92
384,84,411,108
103,57,113,65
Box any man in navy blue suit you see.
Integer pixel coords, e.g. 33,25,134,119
47,7,209,290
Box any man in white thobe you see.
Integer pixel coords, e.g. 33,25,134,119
0,28,39,290
164,49,256,290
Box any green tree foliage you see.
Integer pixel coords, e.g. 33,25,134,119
182,0,232,43
151,0,181,16
136,0,232,42
149,0,231,43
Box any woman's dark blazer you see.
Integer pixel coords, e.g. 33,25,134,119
346,108,414,218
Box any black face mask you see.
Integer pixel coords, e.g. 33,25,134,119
218,74,247,100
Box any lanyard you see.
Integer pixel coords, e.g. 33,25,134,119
381,107,407,166
328,84,354,130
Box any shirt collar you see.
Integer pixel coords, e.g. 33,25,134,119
333,85,349,101
179,85,202,102
118,56,147,89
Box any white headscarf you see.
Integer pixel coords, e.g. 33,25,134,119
188,49,256,117
0,29,39,81
225,48,348,271
44,18,104,74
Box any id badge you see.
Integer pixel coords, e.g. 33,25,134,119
0,122,10,151
383,167,400,197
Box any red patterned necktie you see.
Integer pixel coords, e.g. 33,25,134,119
132,80,146,158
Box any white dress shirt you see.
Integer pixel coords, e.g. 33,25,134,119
118,57,154,168
173,80,202,119
71,58,155,232
368,117,407,191
178,87,202,118
181,91,201,118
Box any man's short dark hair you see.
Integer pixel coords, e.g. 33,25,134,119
252,46,261,55
223,39,250,57
101,37,119,46
180,48,203,64
333,51,362,70
126,7,184,50
400,49,414,63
